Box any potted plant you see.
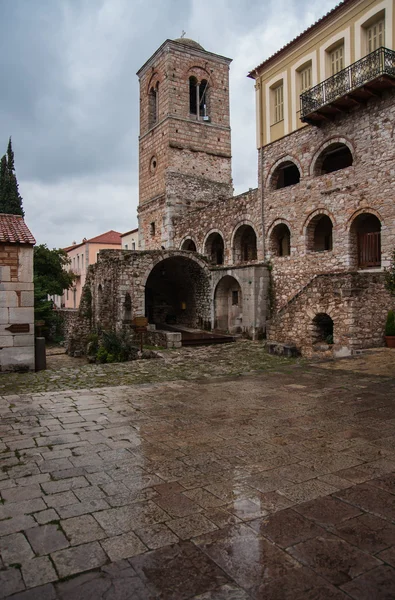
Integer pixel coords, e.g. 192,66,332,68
385,310,395,348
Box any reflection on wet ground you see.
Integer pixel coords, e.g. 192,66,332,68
1,364,395,598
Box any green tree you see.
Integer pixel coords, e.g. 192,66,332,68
0,137,24,217
34,245,75,330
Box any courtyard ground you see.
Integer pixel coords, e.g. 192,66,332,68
0,341,395,598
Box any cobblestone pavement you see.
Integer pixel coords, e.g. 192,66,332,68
0,341,300,397
1,348,395,598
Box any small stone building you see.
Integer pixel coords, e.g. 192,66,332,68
0,214,35,371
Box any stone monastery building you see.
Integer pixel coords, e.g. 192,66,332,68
71,0,395,357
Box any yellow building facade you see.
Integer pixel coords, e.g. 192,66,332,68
250,0,394,146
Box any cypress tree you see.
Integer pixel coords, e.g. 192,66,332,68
0,137,24,217
0,155,6,206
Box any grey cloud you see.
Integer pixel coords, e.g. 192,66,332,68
0,0,339,248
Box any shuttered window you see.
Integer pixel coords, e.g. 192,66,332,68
300,65,312,94
367,19,385,53
330,45,344,75
273,84,284,123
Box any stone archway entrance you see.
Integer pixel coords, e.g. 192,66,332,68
214,275,242,333
144,255,211,329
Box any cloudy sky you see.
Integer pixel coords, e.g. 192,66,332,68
1,0,339,248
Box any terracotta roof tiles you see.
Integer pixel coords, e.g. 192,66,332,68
64,230,122,252
0,214,36,245
87,230,122,245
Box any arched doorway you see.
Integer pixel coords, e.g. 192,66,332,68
269,223,291,256
214,276,242,333
312,313,334,345
145,256,210,329
306,214,333,252
350,212,381,268
233,225,257,263
204,232,225,265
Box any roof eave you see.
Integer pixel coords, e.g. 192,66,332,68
247,0,356,77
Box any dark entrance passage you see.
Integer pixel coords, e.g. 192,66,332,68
145,256,210,329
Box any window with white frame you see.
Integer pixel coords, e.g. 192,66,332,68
366,19,385,52
330,45,344,75
273,83,284,124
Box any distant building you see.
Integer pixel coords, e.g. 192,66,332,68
58,231,122,309
0,214,35,372
121,228,139,250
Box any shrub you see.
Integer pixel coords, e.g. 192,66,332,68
96,346,108,363
385,310,395,336
86,332,99,356
96,330,139,363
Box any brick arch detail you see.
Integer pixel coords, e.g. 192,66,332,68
185,65,215,87
146,71,163,94
140,250,211,291
202,228,226,255
347,206,383,227
230,220,259,250
266,217,292,238
306,306,335,320
310,136,355,176
265,154,303,189
302,208,336,237
179,235,198,250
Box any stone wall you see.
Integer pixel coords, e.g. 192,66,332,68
261,91,395,308
172,188,263,264
66,248,269,353
268,272,393,357
56,308,78,347
211,264,269,338
138,40,233,250
0,244,35,372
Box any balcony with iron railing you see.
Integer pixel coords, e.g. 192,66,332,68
301,47,395,124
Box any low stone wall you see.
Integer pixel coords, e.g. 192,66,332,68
268,271,392,358
142,329,182,349
56,309,79,344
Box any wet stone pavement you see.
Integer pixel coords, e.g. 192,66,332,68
1,348,395,598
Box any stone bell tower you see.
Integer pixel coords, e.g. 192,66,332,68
137,37,233,249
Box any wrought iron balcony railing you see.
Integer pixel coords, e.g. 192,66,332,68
301,47,395,123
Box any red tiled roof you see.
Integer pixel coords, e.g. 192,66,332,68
87,230,122,244
0,213,36,245
248,0,355,78
64,230,122,252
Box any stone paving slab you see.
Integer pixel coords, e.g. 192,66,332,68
1,358,395,597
